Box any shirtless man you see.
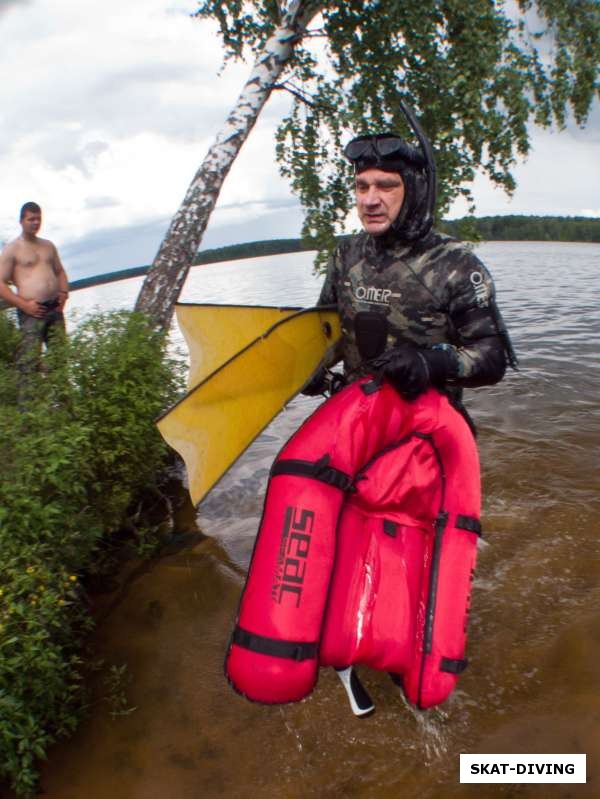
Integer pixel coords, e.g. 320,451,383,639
0,202,69,385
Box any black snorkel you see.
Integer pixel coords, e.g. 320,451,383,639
397,98,437,241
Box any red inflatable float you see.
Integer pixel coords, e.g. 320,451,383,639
225,377,481,709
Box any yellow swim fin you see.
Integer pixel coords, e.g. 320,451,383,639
175,303,301,390
158,305,341,506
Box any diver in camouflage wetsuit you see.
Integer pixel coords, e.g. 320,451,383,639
308,109,515,406
305,110,516,717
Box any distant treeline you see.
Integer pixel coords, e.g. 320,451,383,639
67,215,599,292
194,237,316,264
439,215,600,243
186,216,600,269
67,238,315,291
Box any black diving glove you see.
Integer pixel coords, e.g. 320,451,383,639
301,367,345,397
372,345,458,401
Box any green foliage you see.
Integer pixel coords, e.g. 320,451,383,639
197,0,600,264
0,311,184,797
446,215,483,243
102,664,137,720
0,312,20,369
195,0,282,58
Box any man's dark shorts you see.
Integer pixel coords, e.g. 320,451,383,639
17,298,65,347
16,297,66,381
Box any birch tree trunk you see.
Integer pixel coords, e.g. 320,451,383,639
135,0,323,332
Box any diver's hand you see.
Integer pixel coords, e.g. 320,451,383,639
301,367,345,397
373,345,457,401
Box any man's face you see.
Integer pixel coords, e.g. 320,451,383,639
355,168,405,236
20,211,42,237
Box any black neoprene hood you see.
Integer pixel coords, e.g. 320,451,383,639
344,100,437,241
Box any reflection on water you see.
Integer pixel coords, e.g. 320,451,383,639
37,243,600,798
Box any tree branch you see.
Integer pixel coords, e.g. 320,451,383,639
273,81,319,107
273,79,337,113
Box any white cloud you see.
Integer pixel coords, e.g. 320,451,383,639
0,0,598,277
449,119,600,219
0,2,253,228
0,0,303,271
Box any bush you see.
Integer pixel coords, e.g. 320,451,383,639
0,311,184,796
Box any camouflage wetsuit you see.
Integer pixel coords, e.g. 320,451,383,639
318,228,510,401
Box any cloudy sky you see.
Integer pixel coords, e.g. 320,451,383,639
1,0,598,280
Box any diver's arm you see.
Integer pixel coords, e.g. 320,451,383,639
317,250,339,306
444,260,513,388
449,332,507,387
303,251,343,394
375,265,510,400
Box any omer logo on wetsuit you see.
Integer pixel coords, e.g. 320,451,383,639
322,230,508,389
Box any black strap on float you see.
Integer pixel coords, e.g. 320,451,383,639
360,375,383,395
232,626,318,662
423,511,449,656
271,454,353,492
456,515,482,536
447,395,478,439
440,657,468,674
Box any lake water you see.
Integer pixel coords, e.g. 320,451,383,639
37,242,600,798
